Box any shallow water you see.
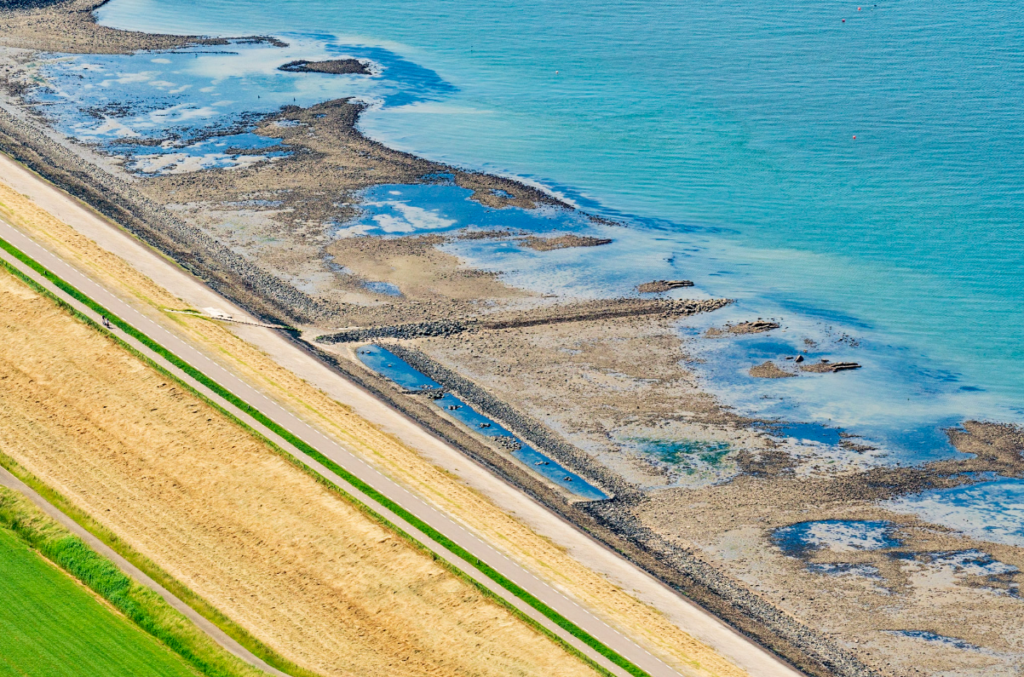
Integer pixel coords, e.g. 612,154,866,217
886,478,1024,548
94,0,1024,408
805,562,882,579
772,520,902,557
888,631,983,653
28,0,1022,545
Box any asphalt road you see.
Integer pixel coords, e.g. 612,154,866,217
0,218,687,677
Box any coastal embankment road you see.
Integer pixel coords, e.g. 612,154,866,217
0,220,682,677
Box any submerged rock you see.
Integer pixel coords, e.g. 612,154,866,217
800,361,862,374
750,361,797,379
637,279,694,293
278,58,372,75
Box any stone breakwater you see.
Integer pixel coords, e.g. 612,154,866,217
316,298,731,344
318,320,469,344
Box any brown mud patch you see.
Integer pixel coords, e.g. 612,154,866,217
750,361,796,379
940,420,1024,477
0,0,282,54
325,234,528,303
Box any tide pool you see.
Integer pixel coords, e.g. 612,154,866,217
887,478,1024,548
772,520,902,557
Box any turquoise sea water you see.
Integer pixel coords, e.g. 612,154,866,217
48,0,1022,539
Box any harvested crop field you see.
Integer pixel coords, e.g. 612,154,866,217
0,268,597,677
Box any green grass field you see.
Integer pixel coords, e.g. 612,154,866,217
0,525,199,677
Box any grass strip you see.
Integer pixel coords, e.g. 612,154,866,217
0,484,266,677
0,235,651,677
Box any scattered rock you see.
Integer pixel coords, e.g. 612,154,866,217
637,279,694,293
456,228,519,240
749,361,797,379
705,320,781,337
278,58,371,75
518,234,612,251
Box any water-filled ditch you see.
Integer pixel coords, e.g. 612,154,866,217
355,344,608,500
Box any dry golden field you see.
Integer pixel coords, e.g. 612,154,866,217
0,267,599,677
0,177,747,677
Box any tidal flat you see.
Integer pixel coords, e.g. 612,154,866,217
1,2,1023,676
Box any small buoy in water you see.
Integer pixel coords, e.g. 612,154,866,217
555,70,559,75
842,19,846,22
853,135,857,139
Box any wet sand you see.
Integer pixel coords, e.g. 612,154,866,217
1,2,1023,675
